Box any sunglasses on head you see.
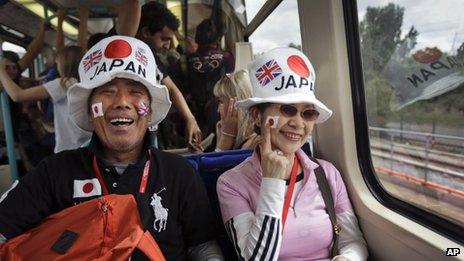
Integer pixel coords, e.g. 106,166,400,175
279,104,320,121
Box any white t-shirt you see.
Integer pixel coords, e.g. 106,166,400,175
43,78,91,153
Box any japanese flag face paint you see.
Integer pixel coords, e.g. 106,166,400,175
92,102,104,118
137,101,150,117
266,116,279,128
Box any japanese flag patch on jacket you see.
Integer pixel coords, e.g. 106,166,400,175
73,179,102,198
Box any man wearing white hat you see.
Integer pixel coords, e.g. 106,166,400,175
0,36,222,260
217,47,367,260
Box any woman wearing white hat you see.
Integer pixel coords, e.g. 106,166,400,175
217,48,368,260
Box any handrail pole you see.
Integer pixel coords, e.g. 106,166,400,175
1,92,18,181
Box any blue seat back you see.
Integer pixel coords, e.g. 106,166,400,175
186,149,252,260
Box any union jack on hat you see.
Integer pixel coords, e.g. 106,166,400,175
82,50,102,72
255,59,282,87
136,48,148,66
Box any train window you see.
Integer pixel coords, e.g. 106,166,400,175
2,41,25,54
355,0,464,228
247,0,301,56
244,0,266,23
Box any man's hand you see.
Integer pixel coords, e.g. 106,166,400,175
186,118,203,152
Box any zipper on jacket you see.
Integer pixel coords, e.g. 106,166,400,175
100,199,110,256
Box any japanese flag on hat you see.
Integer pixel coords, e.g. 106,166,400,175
68,36,171,131
236,47,332,123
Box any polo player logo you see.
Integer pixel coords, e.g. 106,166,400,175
151,187,168,232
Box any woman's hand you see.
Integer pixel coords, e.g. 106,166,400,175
216,120,222,142
259,119,290,179
186,118,203,152
219,98,238,138
215,98,238,151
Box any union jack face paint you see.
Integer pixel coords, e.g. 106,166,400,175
137,101,150,117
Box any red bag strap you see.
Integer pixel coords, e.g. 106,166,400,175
93,156,109,195
136,231,166,261
92,150,152,195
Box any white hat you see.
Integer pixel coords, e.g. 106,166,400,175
236,47,332,123
68,36,171,131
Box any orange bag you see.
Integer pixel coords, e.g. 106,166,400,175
0,194,165,261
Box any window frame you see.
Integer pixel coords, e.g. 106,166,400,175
243,0,283,40
342,0,464,244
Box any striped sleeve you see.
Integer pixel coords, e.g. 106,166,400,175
218,178,286,261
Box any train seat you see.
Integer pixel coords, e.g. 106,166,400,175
186,149,252,260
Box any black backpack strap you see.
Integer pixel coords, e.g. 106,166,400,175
309,157,340,257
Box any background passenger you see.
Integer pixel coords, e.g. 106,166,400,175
217,48,368,260
1,51,53,173
136,2,203,151
187,18,235,136
205,70,258,152
1,19,47,142
1,22,53,172
0,45,91,153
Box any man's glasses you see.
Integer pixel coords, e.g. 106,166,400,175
279,104,319,121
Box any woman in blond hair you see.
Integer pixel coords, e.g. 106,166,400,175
208,69,260,152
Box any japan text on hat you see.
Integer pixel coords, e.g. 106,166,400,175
236,47,332,123
68,36,171,131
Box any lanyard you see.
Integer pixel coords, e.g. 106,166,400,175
282,154,299,229
92,150,152,195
